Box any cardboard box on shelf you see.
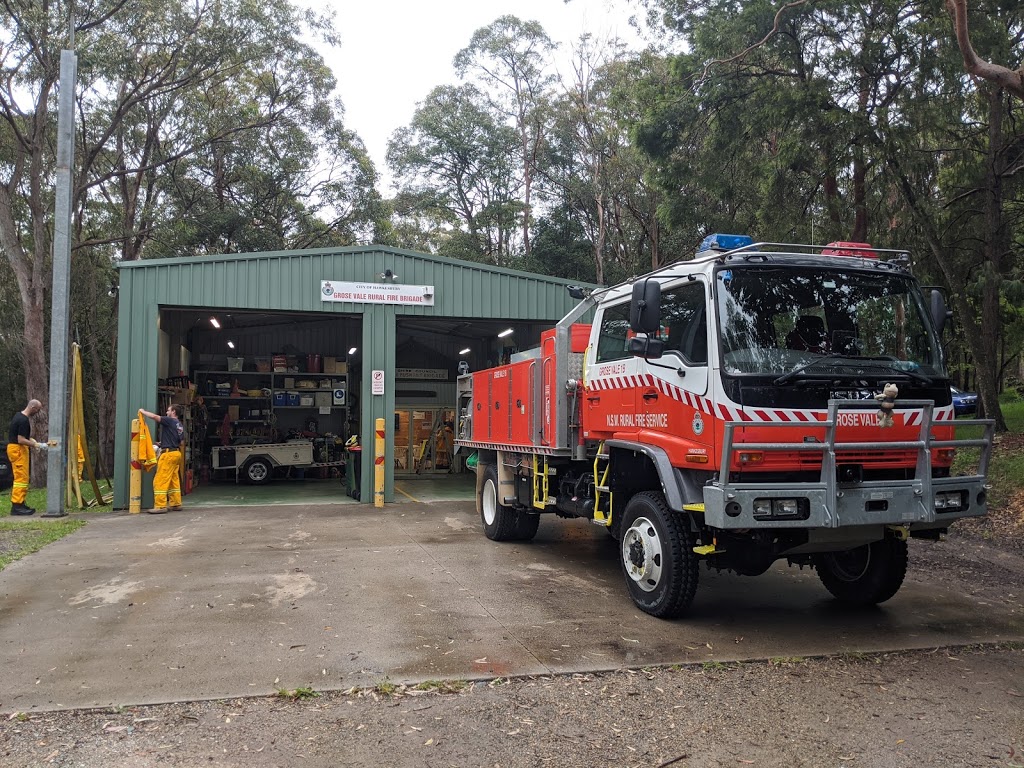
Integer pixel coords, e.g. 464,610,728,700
228,405,240,421
323,356,337,374
227,357,244,372
315,391,332,408
335,361,348,375
283,377,295,389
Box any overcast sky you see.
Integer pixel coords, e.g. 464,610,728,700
309,0,641,191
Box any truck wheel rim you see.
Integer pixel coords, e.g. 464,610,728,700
483,479,497,525
622,516,662,592
249,464,267,481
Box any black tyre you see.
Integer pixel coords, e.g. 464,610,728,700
619,491,699,618
513,511,540,541
243,457,273,485
814,535,908,606
479,464,518,541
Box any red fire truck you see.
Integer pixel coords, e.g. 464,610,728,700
455,235,994,618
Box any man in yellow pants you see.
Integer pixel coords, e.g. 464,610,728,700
7,399,46,515
138,404,184,514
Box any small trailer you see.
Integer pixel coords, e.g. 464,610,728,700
211,440,344,484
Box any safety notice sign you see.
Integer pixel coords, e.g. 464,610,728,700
371,370,385,396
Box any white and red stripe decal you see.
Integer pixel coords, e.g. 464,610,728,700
586,375,954,425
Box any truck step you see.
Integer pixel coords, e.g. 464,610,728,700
693,544,725,555
595,486,610,493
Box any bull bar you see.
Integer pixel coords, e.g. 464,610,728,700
702,399,995,530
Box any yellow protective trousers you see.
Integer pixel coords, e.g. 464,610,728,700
153,450,182,510
6,443,30,505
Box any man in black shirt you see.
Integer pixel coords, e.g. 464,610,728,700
139,404,185,513
7,399,46,515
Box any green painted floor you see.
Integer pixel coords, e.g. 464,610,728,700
184,472,475,507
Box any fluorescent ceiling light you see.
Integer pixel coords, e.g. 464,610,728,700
498,328,514,338
227,340,235,349
459,348,471,355
348,347,357,355
209,317,220,329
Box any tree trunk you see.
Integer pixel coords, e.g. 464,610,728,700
975,87,1008,426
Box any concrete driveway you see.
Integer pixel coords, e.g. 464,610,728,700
1,501,1021,713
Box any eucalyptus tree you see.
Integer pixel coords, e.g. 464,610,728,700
635,0,1022,427
539,38,672,284
454,15,557,261
0,0,380,475
387,84,522,266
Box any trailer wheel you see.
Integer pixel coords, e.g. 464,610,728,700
814,535,908,606
619,491,699,618
480,464,518,541
242,457,273,485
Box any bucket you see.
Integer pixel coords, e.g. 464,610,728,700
306,354,321,373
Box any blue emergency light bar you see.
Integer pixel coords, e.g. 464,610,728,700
698,233,754,252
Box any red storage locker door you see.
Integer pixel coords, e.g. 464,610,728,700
488,368,511,443
471,371,491,443
541,330,557,447
509,360,536,447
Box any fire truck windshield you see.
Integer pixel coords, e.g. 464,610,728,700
715,265,946,381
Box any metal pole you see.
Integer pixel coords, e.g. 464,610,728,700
44,48,78,518
129,419,142,514
374,417,385,508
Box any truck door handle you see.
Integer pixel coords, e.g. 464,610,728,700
587,396,601,402
643,390,659,401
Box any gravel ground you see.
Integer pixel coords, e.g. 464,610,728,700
1,645,1021,768
2,521,1024,768
2,487,1023,767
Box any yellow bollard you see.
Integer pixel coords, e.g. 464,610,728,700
129,418,142,514
374,417,385,508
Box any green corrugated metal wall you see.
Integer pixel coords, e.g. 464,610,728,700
114,246,586,508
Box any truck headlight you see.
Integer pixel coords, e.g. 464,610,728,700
934,491,965,511
753,497,809,520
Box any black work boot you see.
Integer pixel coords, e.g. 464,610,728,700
10,502,35,516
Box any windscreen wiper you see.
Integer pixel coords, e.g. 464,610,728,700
773,356,932,386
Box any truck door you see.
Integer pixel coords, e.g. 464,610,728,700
584,299,641,438
639,280,714,462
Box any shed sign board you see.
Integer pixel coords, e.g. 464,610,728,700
396,368,448,381
320,281,435,306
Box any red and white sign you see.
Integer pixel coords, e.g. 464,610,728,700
320,280,435,306
371,370,385,396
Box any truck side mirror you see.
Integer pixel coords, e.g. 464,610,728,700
629,335,664,360
929,289,953,336
630,279,661,333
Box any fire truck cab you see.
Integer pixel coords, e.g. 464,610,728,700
455,235,994,618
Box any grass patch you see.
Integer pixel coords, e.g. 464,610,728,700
275,686,319,702
0,518,86,570
769,656,805,665
2,484,114,517
373,678,399,696
412,679,468,693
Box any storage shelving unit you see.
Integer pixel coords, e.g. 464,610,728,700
194,369,348,472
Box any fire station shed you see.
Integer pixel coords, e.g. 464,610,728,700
113,246,587,509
